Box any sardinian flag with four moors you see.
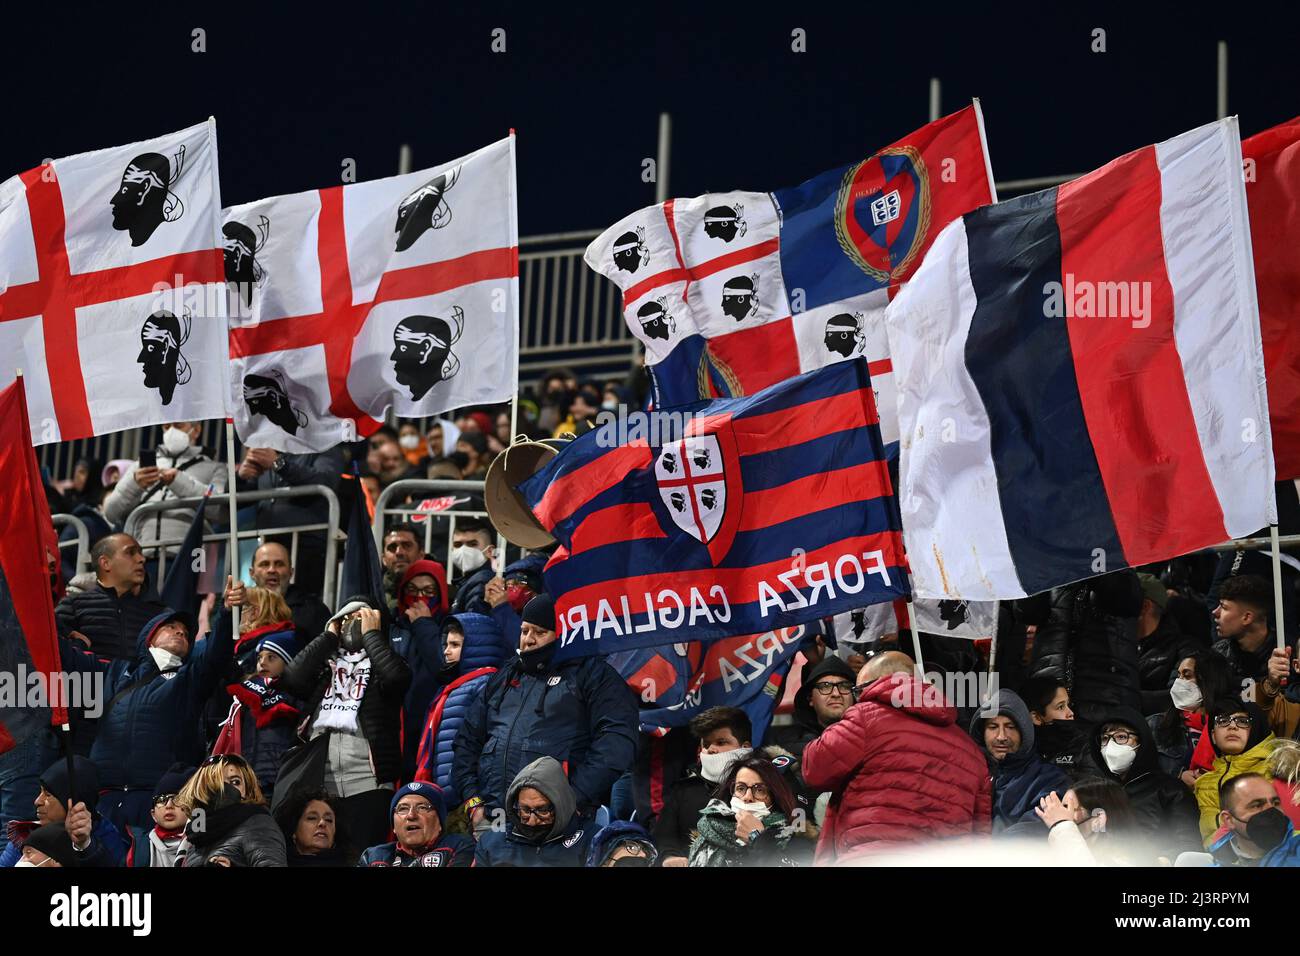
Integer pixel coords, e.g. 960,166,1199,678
0,121,228,442
226,137,519,453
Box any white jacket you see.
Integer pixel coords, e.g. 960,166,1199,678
103,445,226,554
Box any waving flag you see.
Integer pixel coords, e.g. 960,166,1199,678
888,118,1275,600
518,359,909,658
585,104,996,445
226,136,518,452
1242,116,1300,480
0,122,227,442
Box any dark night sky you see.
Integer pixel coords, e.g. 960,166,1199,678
3,5,1299,236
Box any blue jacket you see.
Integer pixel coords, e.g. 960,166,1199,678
1262,829,1300,867
357,833,474,866
450,564,496,615
968,690,1070,832
60,609,233,790
413,613,510,804
0,816,126,868
488,554,548,648
473,756,593,867
450,641,638,815
389,614,446,779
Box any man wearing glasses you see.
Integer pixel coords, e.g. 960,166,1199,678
358,781,473,866
770,654,858,760
474,756,593,867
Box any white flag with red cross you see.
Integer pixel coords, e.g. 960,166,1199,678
225,135,519,453
0,121,228,443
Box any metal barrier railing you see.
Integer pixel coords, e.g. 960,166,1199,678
1212,534,1300,553
123,484,343,610
372,479,497,566
51,514,90,574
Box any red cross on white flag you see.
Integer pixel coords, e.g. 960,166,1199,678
226,136,519,452
0,121,228,443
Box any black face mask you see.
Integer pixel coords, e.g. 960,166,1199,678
1243,807,1291,851
513,821,550,842
447,451,470,470
610,854,652,867
519,641,557,675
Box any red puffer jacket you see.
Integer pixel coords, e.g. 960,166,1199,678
802,671,992,863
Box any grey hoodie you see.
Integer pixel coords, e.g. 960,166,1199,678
506,756,577,840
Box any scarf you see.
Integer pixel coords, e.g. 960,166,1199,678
213,678,302,757
313,649,370,734
688,798,791,867
1185,711,1216,772
149,826,185,868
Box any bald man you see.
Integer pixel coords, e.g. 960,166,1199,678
249,540,330,640
801,650,992,862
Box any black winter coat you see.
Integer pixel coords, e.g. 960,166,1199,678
280,627,412,785
55,583,165,661
1022,571,1143,725
179,803,287,867
652,772,716,859
1136,615,1203,717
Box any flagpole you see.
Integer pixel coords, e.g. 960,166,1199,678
905,601,926,677
225,421,241,635
503,128,520,568
1271,521,1286,656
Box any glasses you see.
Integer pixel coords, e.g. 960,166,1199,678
515,803,555,820
1099,731,1136,746
395,803,436,817
733,782,769,800
1213,714,1254,729
812,680,855,697
405,586,439,597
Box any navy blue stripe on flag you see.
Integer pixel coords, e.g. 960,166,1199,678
739,427,879,492
962,191,1125,594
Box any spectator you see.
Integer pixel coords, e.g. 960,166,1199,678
236,442,345,593
424,419,461,463
1196,700,1277,845
1021,570,1144,723
279,790,349,867
55,533,164,662
452,594,638,836
63,457,105,511
58,598,233,832
14,823,78,868
1081,708,1201,856
1212,575,1276,690
0,755,125,867
397,421,429,468
969,688,1070,832
1136,573,1203,716
481,552,547,648
769,655,856,759
1148,650,1233,783
537,368,576,434
231,586,294,670
248,540,330,642
803,651,992,862
279,597,412,852
1034,778,1142,866
123,765,192,867
586,820,659,867
474,757,593,867
1205,773,1295,866
448,517,499,614
455,431,489,479
103,421,225,558
1019,675,1084,775
176,755,287,867
654,706,753,867
358,781,473,867
389,558,450,779
688,753,801,867
375,439,416,487
380,523,425,612
1256,647,1300,738
413,613,511,808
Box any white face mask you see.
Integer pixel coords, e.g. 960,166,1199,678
729,795,768,817
700,747,751,783
399,434,420,450
149,646,184,671
450,545,488,575
1170,677,1203,711
1102,740,1138,775
161,426,192,457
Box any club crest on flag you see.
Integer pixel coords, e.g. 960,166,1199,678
835,145,930,285
654,429,741,562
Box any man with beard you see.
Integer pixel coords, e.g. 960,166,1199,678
720,274,759,321
110,149,185,246
612,228,649,273
223,216,269,310
636,299,673,341
703,204,746,242
394,170,458,252
824,312,865,358
391,311,462,401
137,311,192,405
243,372,307,435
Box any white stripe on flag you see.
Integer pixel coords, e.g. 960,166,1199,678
1156,119,1277,535
887,219,1024,599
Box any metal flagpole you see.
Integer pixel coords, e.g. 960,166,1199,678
1271,522,1287,657
905,601,926,677
502,129,521,569
225,421,241,634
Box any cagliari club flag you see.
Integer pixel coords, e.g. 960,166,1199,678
0,121,227,443
226,136,518,452
1242,116,1300,480
888,118,1275,600
517,359,910,659
584,104,996,446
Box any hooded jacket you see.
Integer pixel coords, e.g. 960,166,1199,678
390,559,450,777
59,609,232,790
803,671,992,862
1082,705,1202,855
585,820,657,867
768,656,857,758
967,689,1070,833
473,756,593,867
451,639,638,816
413,613,510,803
1194,701,1277,845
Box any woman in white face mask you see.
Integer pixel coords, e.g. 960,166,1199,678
688,754,800,867
1146,651,1234,787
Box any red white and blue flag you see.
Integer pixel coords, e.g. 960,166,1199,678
517,359,910,658
585,105,997,446
888,118,1276,600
